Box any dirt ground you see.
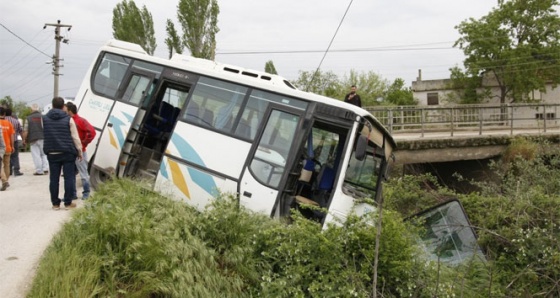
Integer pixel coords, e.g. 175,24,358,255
0,152,86,297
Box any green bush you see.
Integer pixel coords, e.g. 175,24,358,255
29,179,438,297
458,192,560,296
28,179,245,297
29,137,560,297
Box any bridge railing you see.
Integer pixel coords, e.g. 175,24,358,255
366,103,560,137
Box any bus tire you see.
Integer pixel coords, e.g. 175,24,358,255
90,166,110,190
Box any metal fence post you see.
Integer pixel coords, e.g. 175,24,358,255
421,108,425,137
450,107,454,137
478,107,483,135
388,109,393,133
509,105,514,135
543,104,547,133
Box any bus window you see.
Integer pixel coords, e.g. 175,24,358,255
344,145,383,199
183,77,247,132
121,74,152,105
250,110,299,188
161,87,188,109
236,90,307,140
129,61,164,107
92,53,131,98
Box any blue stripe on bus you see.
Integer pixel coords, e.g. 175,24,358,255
160,158,169,179
107,111,134,149
108,115,126,148
170,134,217,195
122,111,134,123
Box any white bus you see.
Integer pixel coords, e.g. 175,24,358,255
73,39,396,225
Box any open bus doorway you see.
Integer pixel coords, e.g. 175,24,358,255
283,120,349,223
122,82,190,182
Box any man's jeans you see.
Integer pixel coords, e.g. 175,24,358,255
75,151,90,199
47,153,77,206
1,153,11,183
30,140,49,174
10,141,20,173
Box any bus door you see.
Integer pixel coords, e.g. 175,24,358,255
91,70,156,177
122,81,192,181
240,105,306,216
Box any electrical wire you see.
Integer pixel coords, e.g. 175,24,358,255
0,23,51,58
305,0,355,91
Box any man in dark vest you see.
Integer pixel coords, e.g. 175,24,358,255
43,97,83,210
23,104,49,175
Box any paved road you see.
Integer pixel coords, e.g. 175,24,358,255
0,152,85,298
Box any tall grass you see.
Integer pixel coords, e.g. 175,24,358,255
29,177,488,297
28,179,244,297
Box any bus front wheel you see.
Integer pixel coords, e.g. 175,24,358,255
90,167,111,190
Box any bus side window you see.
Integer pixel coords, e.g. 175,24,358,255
183,77,247,134
235,118,251,139
121,75,152,105
92,53,131,99
185,101,201,123
200,108,214,127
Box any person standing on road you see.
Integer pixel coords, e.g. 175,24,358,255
23,104,49,175
0,126,5,181
0,107,15,191
43,97,82,210
6,108,23,176
344,85,362,107
66,102,95,200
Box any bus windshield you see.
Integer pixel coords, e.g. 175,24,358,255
344,149,383,197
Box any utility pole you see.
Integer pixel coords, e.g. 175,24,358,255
44,20,72,99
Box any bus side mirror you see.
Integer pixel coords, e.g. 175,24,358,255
355,135,367,161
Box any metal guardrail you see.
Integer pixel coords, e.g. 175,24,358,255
366,103,560,137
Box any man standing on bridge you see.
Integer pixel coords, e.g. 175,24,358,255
344,85,362,107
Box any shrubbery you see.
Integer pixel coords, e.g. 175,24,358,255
29,137,560,297
383,138,560,297
29,180,439,297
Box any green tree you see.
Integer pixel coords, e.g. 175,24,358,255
293,69,341,98
384,78,416,106
0,96,32,123
294,69,390,105
0,95,14,109
444,66,490,104
340,70,388,106
165,19,183,59
112,0,157,55
454,0,560,104
264,60,277,75
177,0,220,60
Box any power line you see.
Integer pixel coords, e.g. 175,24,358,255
2,34,52,75
0,23,51,58
217,46,456,55
305,0,355,91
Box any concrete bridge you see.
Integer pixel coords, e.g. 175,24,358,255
367,103,560,165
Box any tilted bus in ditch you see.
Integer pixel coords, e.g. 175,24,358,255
73,40,486,264
73,39,395,226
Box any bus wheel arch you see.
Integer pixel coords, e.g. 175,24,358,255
89,163,112,190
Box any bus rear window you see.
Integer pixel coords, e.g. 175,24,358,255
92,53,131,99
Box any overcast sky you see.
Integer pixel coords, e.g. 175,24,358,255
0,0,499,108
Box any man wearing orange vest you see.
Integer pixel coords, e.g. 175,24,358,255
0,107,15,191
